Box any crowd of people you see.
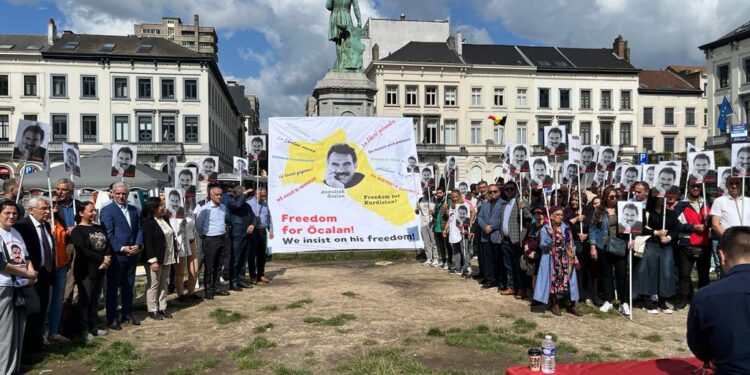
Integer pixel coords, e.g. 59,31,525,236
415,174,743,319
0,177,272,374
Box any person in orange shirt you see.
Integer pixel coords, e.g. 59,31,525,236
46,194,72,343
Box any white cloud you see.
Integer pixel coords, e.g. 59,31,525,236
237,47,273,67
454,24,493,44
471,0,750,68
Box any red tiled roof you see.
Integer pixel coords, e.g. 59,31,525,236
638,70,701,93
667,65,708,75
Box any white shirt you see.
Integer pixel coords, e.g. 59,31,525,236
29,216,53,267
501,198,515,237
117,203,132,227
417,198,435,227
0,227,29,286
710,195,750,230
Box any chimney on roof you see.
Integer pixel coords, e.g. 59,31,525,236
372,43,379,61
194,14,200,53
613,35,630,62
399,13,406,21
455,31,463,55
47,18,56,45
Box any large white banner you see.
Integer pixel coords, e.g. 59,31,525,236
268,117,423,253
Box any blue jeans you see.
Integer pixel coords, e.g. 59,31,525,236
47,265,69,336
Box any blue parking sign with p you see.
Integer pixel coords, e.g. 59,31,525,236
638,153,648,165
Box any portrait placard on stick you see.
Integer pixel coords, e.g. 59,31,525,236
199,156,219,182
619,165,640,191
597,146,617,172
653,163,682,198
165,188,186,218
688,151,716,183
247,135,268,161
111,144,137,177
510,144,530,174
233,156,248,174
13,119,50,162
544,125,567,155
581,145,597,172
527,156,552,189
618,201,643,234
62,142,81,177
420,166,435,189
731,143,750,177
562,161,580,185
175,167,197,197
717,167,731,195
406,155,419,173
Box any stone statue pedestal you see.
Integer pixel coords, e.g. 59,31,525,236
310,71,377,117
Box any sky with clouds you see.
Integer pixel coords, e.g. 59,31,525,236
2,0,750,128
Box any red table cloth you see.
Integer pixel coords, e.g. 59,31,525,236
506,357,707,375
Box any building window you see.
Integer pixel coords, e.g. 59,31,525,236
664,137,675,153
161,116,176,142
114,77,128,99
51,75,66,97
643,137,653,151
81,115,97,143
644,107,653,125
559,89,570,109
423,118,438,144
704,108,708,126
81,76,96,98
537,120,551,145
138,115,153,141
405,85,418,106
444,120,457,145
718,64,729,89
471,121,482,144
620,122,632,145
516,121,527,144
184,116,199,143
137,78,152,99
114,115,129,142
580,122,591,144
23,114,37,121
0,115,7,141
23,75,36,96
52,114,67,142
685,107,696,125
600,121,612,146
425,86,437,106
516,88,527,107
538,88,550,108
184,79,198,100
620,90,631,110
444,86,457,106
161,78,175,100
580,89,591,109
493,126,503,144
385,85,398,105
0,75,7,96
601,90,612,109
665,107,674,125
493,88,504,106
471,87,482,106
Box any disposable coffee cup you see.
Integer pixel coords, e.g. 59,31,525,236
528,348,542,372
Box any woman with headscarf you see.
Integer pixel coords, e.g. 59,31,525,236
533,206,582,316
522,207,547,298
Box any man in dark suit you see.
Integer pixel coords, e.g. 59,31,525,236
477,184,503,290
12,124,47,162
225,186,256,291
99,182,143,330
14,196,55,354
111,147,136,177
498,181,531,297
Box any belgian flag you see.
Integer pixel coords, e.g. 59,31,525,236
488,114,507,127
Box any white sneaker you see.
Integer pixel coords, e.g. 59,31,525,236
599,301,613,313
466,266,473,275
422,260,431,266
431,260,441,267
645,308,659,314
442,263,449,270
659,306,673,314
619,303,631,316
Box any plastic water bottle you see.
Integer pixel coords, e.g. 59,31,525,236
541,335,556,373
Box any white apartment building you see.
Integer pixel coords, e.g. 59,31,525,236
637,69,707,154
362,16,450,68
368,34,640,183
700,20,750,148
0,20,243,180
134,15,218,59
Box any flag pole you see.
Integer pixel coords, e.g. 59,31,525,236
16,162,27,204
71,173,77,219
628,236,633,321
46,168,55,234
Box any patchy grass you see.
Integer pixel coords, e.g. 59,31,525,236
401,336,430,346
304,313,357,326
427,327,445,337
210,308,246,325
166,357,219,375
632,349,658,359
335,347,494,375
286,298,313,309
253,322,276,333
273,250,411,262
498,312,516,319
342,291,359,298
259,304,280,313
677,347,686,353
576,303,621,319
336,328,354,334
643,333,663,343
33,337,102,367
600,345,613,352
363,339,378,346
83,341,149,375
271,364,314,375
534,332,558,341
442,325,536,356
628,333,638,339
557,341,579,354
511,318,537,334
584,353,604,362
231,336,277,369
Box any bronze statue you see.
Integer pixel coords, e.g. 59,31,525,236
326,0,364,72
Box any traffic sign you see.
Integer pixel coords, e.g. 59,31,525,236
731,123,748,143
638,153,648,165
24,166,34,174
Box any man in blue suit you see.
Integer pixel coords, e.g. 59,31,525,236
477,184,504,290
100,182,143,330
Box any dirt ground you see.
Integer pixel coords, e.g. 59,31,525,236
37,257,693,374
